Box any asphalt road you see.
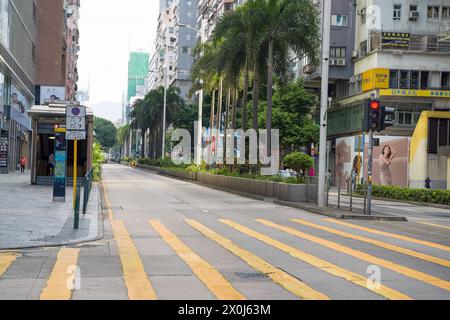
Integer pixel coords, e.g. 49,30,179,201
0,163,449,300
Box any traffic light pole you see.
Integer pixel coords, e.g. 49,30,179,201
367,130,374,215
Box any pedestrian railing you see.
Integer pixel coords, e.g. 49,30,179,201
73,168,94,229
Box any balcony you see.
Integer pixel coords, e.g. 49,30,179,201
370,31,450,54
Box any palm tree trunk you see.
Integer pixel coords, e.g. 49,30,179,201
252,62,259,130
141,129,146,158
216,77,223,165
224,86,231,156
266,39,274,157
208,90,216,167
232,86,237,130
242,61,249,131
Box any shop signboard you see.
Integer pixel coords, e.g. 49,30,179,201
0,136,7,168
53,131,67,202
381,32,410,49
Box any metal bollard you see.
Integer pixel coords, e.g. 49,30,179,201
74,185,81,229
349,181,353,212
338,179,341,209
363,183,368,214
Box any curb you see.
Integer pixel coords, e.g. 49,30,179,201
0,184,105,252
133,164,407,221
341,193,450,210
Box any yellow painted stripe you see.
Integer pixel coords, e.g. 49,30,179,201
324,219,450,252
0,252,17,277
291,219,450,268
112,220,157,300
102,182,115,221
186,219,329,300
418,222,450,231
149,220,245,300
220,219,411,300
40,248,80,300
258,219,450,292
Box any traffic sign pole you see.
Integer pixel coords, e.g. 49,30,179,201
73,139,78,209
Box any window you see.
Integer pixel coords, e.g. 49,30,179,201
429,119,438,153
186,1,192,6
410,71,419,89
331,15,348,27
169,27,174,33
442,72,450,88
443,7,450,18
393,4,402,20
410,5,417,12
330,47,346,58
421,71,429,89
182,47,189,54
390,70,399,88
359,41,367,57
428,6,440,19
439,119,449,147
399,70,409,89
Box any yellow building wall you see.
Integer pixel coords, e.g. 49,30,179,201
410,111,450,190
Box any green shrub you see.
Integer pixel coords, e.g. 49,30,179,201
284,152,314,179
355,184,449,205
92,142,105,181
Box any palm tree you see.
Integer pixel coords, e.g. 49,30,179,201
258,0,320,154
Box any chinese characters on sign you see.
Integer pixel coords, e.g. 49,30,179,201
66,106,86,141
381,32,410,49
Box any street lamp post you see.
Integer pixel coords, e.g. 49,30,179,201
177,23,204,165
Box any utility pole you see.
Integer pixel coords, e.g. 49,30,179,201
318,0,331,208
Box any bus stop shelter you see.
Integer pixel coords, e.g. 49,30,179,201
28,103,94,185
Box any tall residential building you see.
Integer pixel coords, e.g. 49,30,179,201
302,1,450,190
197,0,244,43
0,0,37,173
63,0,80,101
148,0,198,100
35,0,80,104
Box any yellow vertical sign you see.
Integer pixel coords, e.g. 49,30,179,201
362,68,390,92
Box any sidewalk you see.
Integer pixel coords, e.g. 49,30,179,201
0,171,102,250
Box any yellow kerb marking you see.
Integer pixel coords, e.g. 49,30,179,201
324,219,450,252
40,248,80,300
186,219,329,300
291,219,450,268
149,220,245,300
258,219,450,292
221,219,411,300
418,222,450,231
111,220,157,300
0,252,17,277
102,182,115,221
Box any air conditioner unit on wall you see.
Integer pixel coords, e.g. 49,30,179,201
336,58,346,66
409,11,419,20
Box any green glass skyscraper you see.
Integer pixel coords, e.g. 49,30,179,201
127,51,150,102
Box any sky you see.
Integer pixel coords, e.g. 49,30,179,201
77,0,160,122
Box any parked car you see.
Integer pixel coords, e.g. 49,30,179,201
277,169,298,178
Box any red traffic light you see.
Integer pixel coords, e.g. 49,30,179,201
370,100,381,110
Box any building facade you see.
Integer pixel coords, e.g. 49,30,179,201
302,1,450,190
0,0,36,173
148,0,198,100
35,0,80,104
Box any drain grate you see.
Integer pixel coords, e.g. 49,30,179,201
235,272,269,280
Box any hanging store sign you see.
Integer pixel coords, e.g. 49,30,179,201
362,68,390,92
0,137,8,168
380,89,450,98
381,32,410,49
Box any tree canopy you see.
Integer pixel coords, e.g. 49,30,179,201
94,117,117,150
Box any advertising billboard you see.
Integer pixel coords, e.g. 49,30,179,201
336,135,409,188
40,86,66,102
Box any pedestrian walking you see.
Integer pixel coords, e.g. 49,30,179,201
425,177,431,189
19,156,27,173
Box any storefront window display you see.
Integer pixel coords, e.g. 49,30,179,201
10,84,32,115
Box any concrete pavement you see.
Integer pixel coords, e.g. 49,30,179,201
0,171,101,250
0,164,449,300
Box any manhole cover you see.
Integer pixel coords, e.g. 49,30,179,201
235,272,269,280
